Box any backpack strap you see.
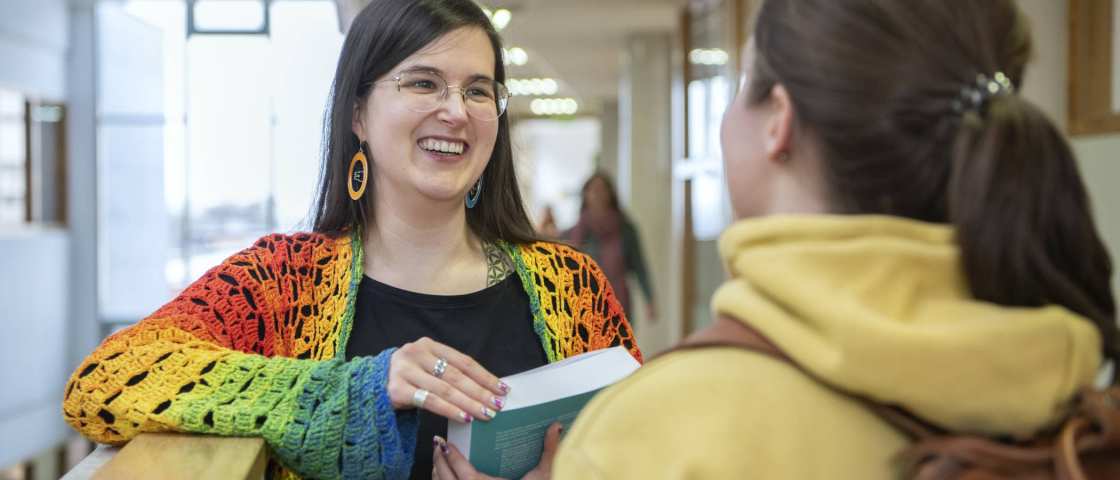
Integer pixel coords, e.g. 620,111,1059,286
663,315,943,439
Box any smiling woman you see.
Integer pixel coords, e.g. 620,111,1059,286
60,1,642,479
353,27,504,225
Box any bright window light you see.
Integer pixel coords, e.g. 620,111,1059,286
192,0,266,32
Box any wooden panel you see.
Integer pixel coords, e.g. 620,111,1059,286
1069,0,1120,135
94,434,266,480
679,7,695,336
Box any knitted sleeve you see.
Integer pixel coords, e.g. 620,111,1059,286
509,242,643,363
62,234,417,479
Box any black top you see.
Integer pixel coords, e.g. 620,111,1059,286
345,273,548,480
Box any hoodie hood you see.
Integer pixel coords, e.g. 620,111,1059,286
712,215,1102,438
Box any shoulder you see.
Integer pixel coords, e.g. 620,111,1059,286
554,348,906,479
513,240,602,274
239,231,353,263
248,231,350,254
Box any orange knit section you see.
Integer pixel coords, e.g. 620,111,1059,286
511,242,642,363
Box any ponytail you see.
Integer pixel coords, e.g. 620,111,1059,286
749,0,1119,380
949,95,1119,378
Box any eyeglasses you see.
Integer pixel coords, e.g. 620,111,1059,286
374,70,510,122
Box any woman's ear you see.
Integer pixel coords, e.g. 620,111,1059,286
351,101,366,139
765,84,795,164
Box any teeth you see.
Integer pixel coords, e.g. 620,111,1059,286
420,138,465,154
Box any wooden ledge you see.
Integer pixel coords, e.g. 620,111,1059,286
93,434,266,480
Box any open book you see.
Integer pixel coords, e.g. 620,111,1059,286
447,346,640,478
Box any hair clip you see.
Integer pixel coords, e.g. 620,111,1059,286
951,71,1015,114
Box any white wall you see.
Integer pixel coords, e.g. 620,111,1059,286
1018,0,1120,301
0,0,78,470
619,32,675,354
0,0,68,99
515,118,601,229
599,100,620,178
0,229,71,468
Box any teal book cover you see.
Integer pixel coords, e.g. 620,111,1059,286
447,347,640,478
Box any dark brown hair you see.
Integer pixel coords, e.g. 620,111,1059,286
311,0,539,246
749,0,1118,372
579,171,622,214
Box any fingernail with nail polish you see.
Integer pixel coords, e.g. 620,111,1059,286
492,396,504,409
498,381,510,393
461,412,474,423
482,407,497,419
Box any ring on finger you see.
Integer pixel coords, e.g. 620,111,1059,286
432,357,448,378
412,388,430,409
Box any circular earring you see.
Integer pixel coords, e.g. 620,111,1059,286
348,141,369,201
465,176,483,209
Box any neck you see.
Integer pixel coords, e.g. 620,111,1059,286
363,184,486,295
765,149,830,216
766,174,829,215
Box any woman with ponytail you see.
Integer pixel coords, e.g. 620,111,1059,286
543,0,1118,478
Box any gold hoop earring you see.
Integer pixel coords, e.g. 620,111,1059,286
348,142,369,201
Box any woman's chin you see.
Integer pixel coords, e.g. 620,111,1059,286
412,186,470,206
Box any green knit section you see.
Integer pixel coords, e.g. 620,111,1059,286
335,229,365,357
501,241,559,363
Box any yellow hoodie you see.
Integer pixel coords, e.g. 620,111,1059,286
553,215,1103,479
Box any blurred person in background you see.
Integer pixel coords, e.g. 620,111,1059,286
536,204,559,238
60,0,639,479
565,172,656,323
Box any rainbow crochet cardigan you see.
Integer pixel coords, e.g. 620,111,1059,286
62,232,641,479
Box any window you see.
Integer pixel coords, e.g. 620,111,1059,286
100,0,343,323
0,90,27,224
684,0,733,241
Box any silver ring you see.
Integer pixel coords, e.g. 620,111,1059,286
412,388,430,409
432,357,448,378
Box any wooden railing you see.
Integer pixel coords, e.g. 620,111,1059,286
89,434,266,480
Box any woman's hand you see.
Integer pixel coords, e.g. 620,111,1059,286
432,422,563,480
388,337,508,423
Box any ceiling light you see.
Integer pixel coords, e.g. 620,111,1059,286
530,98,579,116
689,48,729,66
503,47,528,66
491,9,512,31
507,78,560,96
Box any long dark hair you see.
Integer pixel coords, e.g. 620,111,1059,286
311,0,538,246
749,0,1119,372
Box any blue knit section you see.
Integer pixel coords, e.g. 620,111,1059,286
372,348,419,479
343,355,384,479
268,352,414,480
